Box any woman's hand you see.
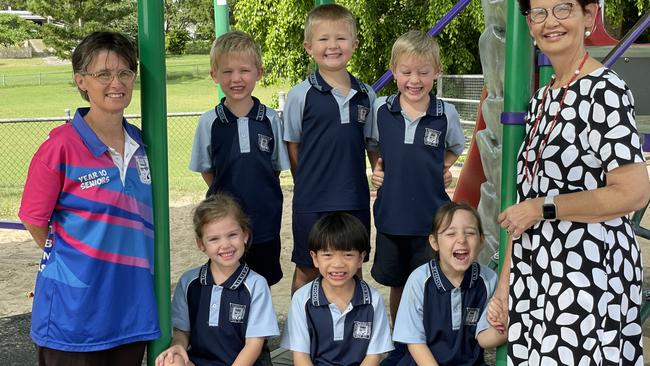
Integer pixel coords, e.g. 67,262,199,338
498,197,543,238
155,344,191,366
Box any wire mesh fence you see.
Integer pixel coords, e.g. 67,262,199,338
0,75,484,221
0,63,212,88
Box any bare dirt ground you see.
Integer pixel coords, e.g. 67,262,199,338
1,179,649,365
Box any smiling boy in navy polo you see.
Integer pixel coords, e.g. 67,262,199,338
189,31,290,287
281,213,393,365
283,4,379,294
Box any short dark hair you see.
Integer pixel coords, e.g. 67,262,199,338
72,31,138,101
430,201,484,239
308,212,369,254
192,193,252,248
517,0,598,15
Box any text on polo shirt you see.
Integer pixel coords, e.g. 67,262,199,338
78,170,110,189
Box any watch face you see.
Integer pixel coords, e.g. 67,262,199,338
543,203,556,220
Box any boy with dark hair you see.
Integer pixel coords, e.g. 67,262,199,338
281,213,393,366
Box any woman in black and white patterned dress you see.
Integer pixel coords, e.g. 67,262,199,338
489,0,650,364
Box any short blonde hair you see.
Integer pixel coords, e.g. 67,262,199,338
390,30,441,71
304,4,357,42
209,31,262,73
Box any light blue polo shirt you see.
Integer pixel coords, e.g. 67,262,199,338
172,261,279,366
281,276,393,364
393,260,497,365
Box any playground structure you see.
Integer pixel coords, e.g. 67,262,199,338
0,0,648,365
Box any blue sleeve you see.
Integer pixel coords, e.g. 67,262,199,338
367,286,395,354
171,268,199,332
443,102,466,156
244,273,280,338
188,109,217,172
280,283,312,354
367,95,387,151
267,108,291,171
364,86,378,151
283,81,310,143
392,265,428,344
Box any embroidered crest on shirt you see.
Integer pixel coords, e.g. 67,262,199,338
258,134,272,152
229,303,246,323
357,106,369,123
464,308,480,326
424,128,441,147
353,321,372,339
135,156,151,184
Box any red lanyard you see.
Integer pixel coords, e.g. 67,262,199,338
524,52,589,184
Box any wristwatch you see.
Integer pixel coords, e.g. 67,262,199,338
542,195,557,220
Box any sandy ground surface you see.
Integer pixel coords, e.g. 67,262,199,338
1,175,650,364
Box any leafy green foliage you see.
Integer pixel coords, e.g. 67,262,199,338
603,0,650,42
166,28,190,54
0,0,28,9
26,0,137,60
164,0,216,41
0,13,36,47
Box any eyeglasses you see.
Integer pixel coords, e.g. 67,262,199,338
526,2,574,24
82,69,136,84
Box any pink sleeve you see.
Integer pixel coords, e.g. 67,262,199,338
18,148,63,227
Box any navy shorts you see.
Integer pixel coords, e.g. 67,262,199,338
37,341,146,366
245,236,283,286
371,232,433,287
291,209,371,267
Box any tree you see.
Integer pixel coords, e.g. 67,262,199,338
0,0,28,9
26,0,137,60
164,0,215,40
604,0,650,43
0,13,36,47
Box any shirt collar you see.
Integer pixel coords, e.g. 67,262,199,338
428,259,480,293
307,70,369,94
309,276,372,307
199,260,250,290
215,96,266,125
71,107,145,158
386,93,444,117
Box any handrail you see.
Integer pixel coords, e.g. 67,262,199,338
603,9,650,67
371,0,473,92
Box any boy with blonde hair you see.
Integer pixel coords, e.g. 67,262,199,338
189,31,290,288
370,30,465,365
284,4,379,294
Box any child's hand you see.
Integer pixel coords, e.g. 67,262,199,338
487,295,508,335
442,164,452,188
155,344,191,366
371,157,384,188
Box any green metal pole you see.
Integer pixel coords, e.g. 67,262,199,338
496,0,534,365
137,1,171,365
214,0,229,100
315,0,335,4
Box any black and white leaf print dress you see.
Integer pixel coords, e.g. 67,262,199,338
508,68,645,366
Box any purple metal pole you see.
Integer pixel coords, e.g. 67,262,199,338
603,10,650,68
371,0,473,92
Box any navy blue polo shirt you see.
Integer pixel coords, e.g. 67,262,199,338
189,97,290,242
283,71,377,213
281,276,394,364
172,261,279,366
393,260,497,366
372,94,465,236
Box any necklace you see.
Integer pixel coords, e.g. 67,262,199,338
523,52,589,184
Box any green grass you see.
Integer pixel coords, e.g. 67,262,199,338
0,55,292,219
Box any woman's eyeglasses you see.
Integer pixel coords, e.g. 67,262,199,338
82,69,136,84
526,2,574,24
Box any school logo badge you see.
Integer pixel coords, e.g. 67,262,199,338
424,128,441,147
229,303,246,323
357,106,369,123
258,134,272,152
353,321,372,339
135,156,151,184
464,308,480,326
